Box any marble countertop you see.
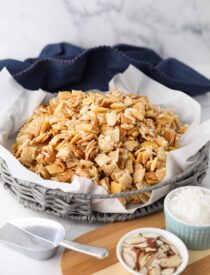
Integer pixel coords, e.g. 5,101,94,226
0,1,210,274
1,0,210,66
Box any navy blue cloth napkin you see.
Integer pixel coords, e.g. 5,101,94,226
0,43,210,96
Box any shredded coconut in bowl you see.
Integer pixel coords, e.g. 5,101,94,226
167,187,210,225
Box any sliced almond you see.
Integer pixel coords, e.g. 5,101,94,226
161,268,175,275
148,264,161,275
150,157,158,172
125,236,146,245
122,250,136,269
131,108,144,121
160,255,182,268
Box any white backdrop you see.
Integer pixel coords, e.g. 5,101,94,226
0,0,210,65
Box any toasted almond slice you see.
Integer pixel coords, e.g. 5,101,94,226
33,132,48,144
82,94,95,105
92,106,108,113
76,124,92,132
130,128,139,138
121,124,134,130
150,157,158,172
55,139,67,151
124,96,134,106
133,101,146,115
110,102,125,109
136,151,142,163
131,108,144,121
69,144,84,158
141,140,158,150
121,112,136,124
85,140,98,160
49,134,66,147
142,148,153,165
54,101,64,113
40,119,50,134
77,133,95,144
70,133,81,144
159,114,174,125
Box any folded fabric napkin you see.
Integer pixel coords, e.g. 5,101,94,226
0,43,210,96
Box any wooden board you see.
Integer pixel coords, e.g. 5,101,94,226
61,211,210,275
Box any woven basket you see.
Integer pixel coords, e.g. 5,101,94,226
0,143,209,223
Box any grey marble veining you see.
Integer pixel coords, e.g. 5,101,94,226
0,0,210,66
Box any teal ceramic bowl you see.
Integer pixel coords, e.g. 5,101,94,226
164,186,210,250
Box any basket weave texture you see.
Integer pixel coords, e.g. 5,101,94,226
0,143,209,223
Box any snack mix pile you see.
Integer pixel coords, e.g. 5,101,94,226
13,90,188,204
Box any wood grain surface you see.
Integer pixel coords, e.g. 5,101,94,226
61,211,210,275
